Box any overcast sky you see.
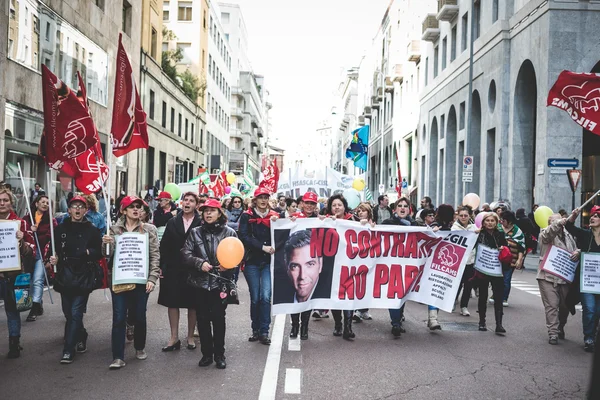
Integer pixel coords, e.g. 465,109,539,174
234,0,392,151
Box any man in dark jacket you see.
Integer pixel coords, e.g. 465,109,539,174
153,191,179,227
49,195,102,364
373,194,393,224
238,187,280,345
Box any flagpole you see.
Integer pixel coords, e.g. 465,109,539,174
46,170,56,268
17,162,53,304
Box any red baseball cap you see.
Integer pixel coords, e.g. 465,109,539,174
120,195,143,211
591,205,600,217
69,195,88,206
254,187,271,197
302,192,318,204
199,198,223,211
156,191,172,200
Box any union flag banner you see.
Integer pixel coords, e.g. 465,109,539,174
258,159,279,194
547,70,600,135
39,65,98,169
111,34,149,157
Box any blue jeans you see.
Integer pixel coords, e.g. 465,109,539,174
428,306,438,311
1,278,21,337
61,293,89,354
111,285,149,360
503,268,515,301
31,258,45,303
244,263,271,335
389,304,405,327
581,293,600,342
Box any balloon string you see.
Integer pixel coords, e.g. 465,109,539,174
207,271,238,289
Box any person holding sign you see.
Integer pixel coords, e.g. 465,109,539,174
0,187,34,359
181,199,238,370
474,212,509,335
537,213,579,345
566,206,600,353
48,196,102,364
102,196,160,370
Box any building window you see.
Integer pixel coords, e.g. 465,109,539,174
424,57,428,86
178,113,182,136
461,12,468,52
474,0,481,39
163,1,170,20
191,123,195,144
441,37,447,70
433,46,439,78
459,101,466,130
151,27,158,59
170,107,175,132
178,1,192,21
185,118,189,140
208,55,212,74
45,22,50,41
200,128,203,148
221,12,230,24
95,0,105,11
203,10,207,29
450,25,457,62
122,0,132,36
177,43,192,63
162,101,167,128
149,90,155,120
492,0,499,23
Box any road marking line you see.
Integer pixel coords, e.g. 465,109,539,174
288,337,301,352
258,314,286,400
284,368,302,394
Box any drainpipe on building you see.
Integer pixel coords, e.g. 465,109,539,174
465,0,476,199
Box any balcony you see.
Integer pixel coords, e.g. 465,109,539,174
422,14,440,42
363,105,372,117
250,135,259,147
392,64,404,83
231,107,243,121
385,76,394,92
251,115,258,128
437,0,459,22
371,95,380,109
231,86,243,97
407,40,421,62
230,129,243,139
377,86,384,100
358,115,365,126
257,126,264,138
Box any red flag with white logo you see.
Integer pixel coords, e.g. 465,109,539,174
258,159,279,194
39,65,98,169
547,70,600,135
111,34,149,157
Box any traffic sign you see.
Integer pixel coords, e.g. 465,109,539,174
462,176,473,183
567,169,582,192
463,156,474,171
547,158,579,168
402,180,408,189
462,171,473,177
378,183,385,194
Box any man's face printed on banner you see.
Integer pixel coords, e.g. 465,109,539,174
287,243,323,302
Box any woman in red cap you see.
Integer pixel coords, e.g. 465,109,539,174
102,196,160,370
181,198,237,369
238,187,280,345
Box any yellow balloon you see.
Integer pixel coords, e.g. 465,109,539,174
534,206,554,229
352,178,365,191
216,237,245,269
226,173,236,184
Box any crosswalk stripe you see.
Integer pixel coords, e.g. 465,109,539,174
284,368,302,394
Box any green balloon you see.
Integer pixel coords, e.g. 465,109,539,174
164,183,182,201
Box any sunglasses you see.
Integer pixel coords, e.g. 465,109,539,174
128,204,143,210
397,205,410,208
70,204,86,210
233,200,242,203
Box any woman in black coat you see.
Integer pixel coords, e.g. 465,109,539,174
158,192,202,351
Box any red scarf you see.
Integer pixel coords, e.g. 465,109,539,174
246,208,279,227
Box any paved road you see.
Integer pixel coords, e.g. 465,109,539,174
0,256,592,399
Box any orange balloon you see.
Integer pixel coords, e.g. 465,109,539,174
216,237,245,269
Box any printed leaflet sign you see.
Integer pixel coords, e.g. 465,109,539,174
540,245,578,283
581,252,600,294
113,232,149,285
0,220,22,272
474,245,503,277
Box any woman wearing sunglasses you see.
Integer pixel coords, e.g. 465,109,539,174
225,196,245,231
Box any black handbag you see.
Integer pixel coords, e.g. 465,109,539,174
54,258,104,294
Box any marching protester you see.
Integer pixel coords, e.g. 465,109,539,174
181,198,237,369
238,188,280,345
498,210,526,307
452,206,478,316
382,197,416,336
354,202,374,322
153,191,178,228
515,208,537,256
49,195,103,364
225,195,245,231
565,207,600,352
373,195,392,224
274,195,287,213
158,192,202,352
419,196,435,212
102,196,160,369
475,212,509,335
280,197,298,218
23,194,57,322
84,194,106,233
0,187,34,358
537,213,578,345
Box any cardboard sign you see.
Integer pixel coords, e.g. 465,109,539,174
474,245,503,277
113,232,149,285
0,220,22,272
540,245,578,283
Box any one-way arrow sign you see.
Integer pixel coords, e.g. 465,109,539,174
547,158,579,168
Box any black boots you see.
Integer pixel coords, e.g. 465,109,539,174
342,317,355,340
495,310,506,335
300,324,308,340
26,302,43,322
7,336,22,359
215,355,226,369
290,324,299,339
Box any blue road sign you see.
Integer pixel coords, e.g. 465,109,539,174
547,158,579,168
402,180,408,189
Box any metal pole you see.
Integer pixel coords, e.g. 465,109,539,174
465,0,476,196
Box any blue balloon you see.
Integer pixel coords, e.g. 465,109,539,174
342,188,361,210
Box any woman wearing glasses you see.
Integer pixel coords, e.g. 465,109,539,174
102,196,160,370
451,206,478,316
225,196,245,231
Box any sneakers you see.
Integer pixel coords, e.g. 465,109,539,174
76,330,88,353
136,350,148,360
215,355,226,369
312,310,329,319
460,307,470,317
558,327,566,340
60,353,74,364
488,298,495,304
109,359,126,369
359,311,372,320
126,323,134,342
248,330,260,342
352,311,363,323
259,335,271,345
502,301,509,307
584,339,595,353
391,325,404,337
549,336,558,345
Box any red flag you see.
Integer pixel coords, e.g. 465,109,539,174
111,34,148,157
395,146,402,196
547,70,600,134
210,173,225,198
39,65,98,168
220,171,230,187
258,159,279,194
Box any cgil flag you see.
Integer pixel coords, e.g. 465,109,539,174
345,125,370,171
258,158,280,194
547,70,600,135
111,33,149,157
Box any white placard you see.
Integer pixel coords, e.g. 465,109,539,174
581,252,600,294
0,220,22,272
474,244,503,277
113,232,149,285
540,245,578,283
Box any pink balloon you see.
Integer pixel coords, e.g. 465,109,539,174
474,212,485,228
463,193,481,209
225,186,231,194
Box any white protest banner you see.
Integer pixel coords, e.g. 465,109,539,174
113,232,149,285
0,220,21,272
540,245,578,283
581,252,600,294
157,226,166,242
474,245,503,277
270,219,477,314
276,168,362,198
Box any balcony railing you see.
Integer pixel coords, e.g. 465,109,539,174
392,64,404,83
407,40,421,62
437,0,459,22
422,14,440,42
231,107,243,120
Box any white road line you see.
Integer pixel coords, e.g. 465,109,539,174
258,313,286,400
284,368,302,394
288,337,301,352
